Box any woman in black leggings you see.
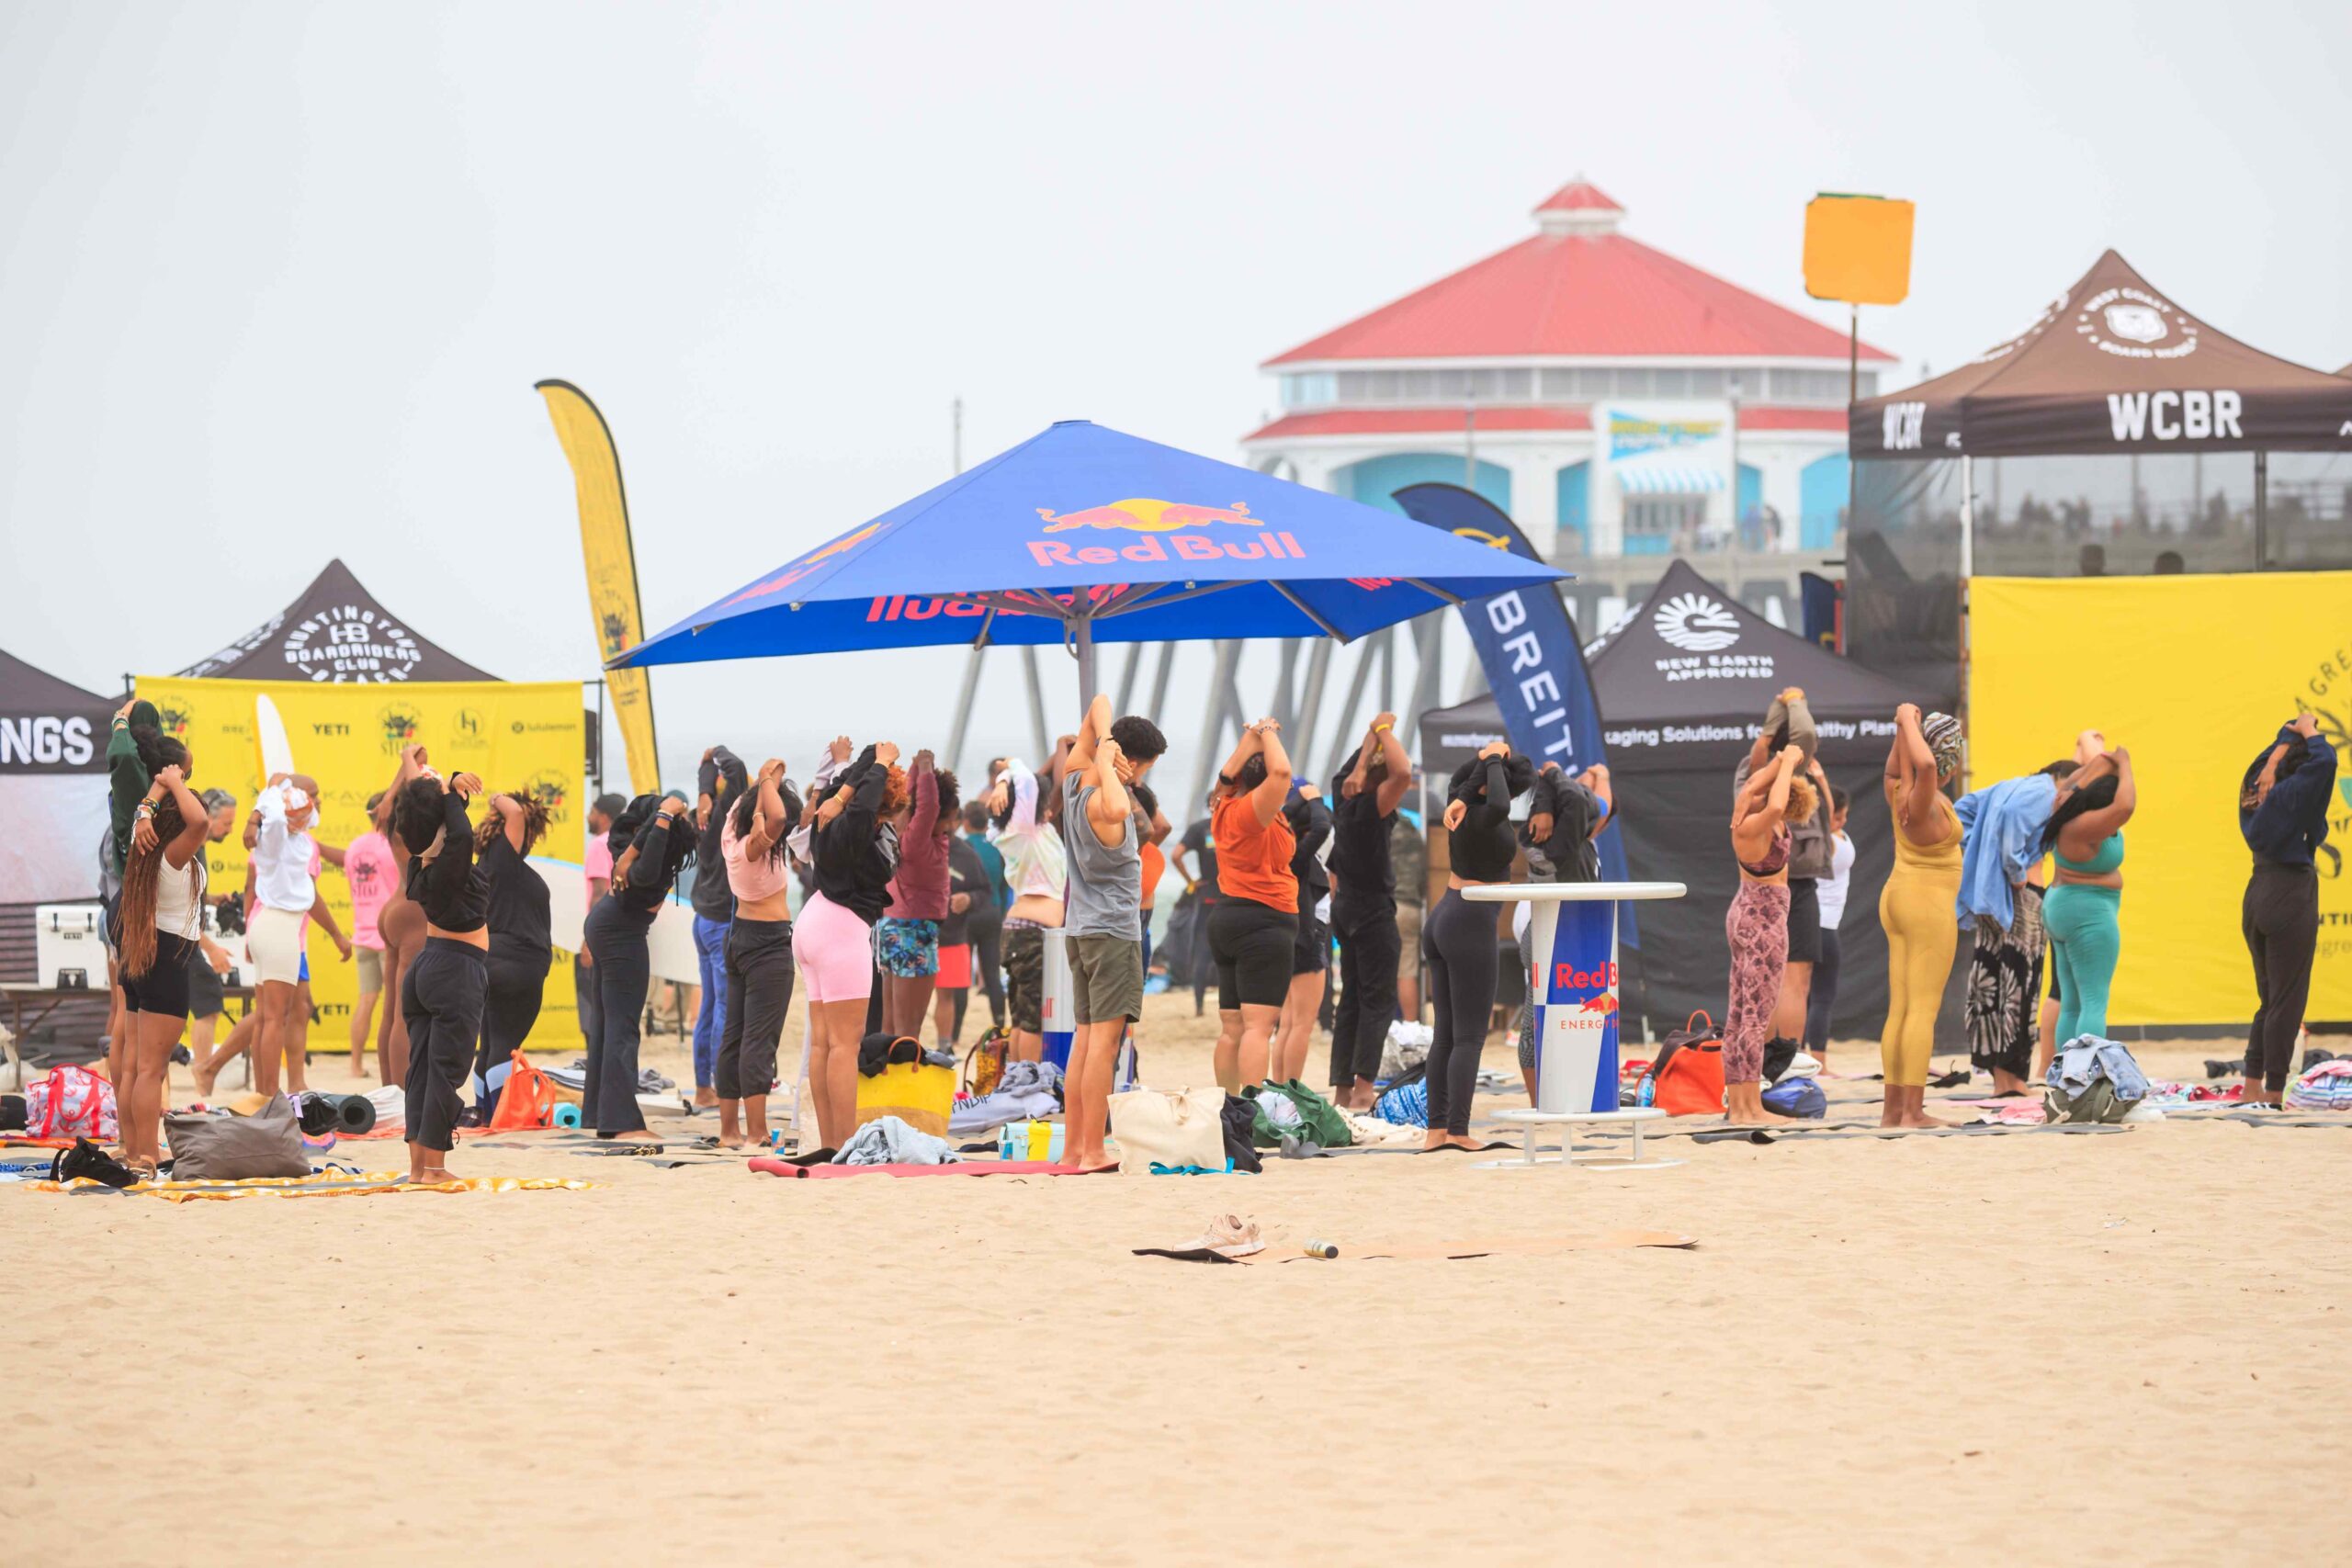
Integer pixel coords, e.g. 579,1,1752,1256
393,768,491,1183
1423,742,1532,1150
717,759,801,1147
2240,715,2335,1106
470,789,551,1122
582,792,692,1140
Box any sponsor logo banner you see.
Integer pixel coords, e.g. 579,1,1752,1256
134,676,584,1053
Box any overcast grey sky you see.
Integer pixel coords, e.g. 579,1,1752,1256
5,1,2346,799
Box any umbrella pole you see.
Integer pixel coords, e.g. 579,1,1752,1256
1072,601,1097,705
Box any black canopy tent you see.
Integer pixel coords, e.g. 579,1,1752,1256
176,559,498,683
1420,559,1960,1045
0,650,117,1064
171,558,619,808
1844,250,2352,704
1849,249,2352,461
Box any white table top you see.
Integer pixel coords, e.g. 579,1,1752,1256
1460,881,1687,903
1492,1106,1666,1123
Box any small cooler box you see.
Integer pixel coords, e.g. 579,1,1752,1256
36,903,107,989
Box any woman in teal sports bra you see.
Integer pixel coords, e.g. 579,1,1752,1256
2040,747,2137,1043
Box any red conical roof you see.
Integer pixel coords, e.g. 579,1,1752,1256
1534,178,1623,215
1265,181,1893,367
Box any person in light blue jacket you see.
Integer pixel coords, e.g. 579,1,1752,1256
1954,730,2105,1094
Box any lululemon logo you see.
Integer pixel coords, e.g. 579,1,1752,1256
1653,592,1740,653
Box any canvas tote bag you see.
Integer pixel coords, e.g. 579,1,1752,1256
1107,1086,1227,1175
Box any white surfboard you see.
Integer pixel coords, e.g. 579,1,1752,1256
254,692,296,780
531,855,703,985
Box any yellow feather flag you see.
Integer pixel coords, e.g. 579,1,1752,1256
536,379,661,795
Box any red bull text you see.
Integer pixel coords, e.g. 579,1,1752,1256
1028,497,1302,569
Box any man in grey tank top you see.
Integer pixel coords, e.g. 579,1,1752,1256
1060,693,1168,1171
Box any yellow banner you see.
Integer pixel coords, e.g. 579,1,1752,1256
134,677,585,1055
537,379,661,794
1971,571,2352,1025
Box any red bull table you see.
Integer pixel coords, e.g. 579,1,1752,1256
1462,881,1687,1170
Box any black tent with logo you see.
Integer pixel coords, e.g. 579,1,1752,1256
0,650,117,1062
177,559,497,683
1849,250,2352,460
1419,559,1966,1046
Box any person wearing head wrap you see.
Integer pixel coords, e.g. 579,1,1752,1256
1876,704,1965,1128
1921,712,1965,779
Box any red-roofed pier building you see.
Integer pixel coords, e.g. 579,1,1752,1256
1243,179,1896,626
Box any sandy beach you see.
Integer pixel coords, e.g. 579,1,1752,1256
6,993,2343,1567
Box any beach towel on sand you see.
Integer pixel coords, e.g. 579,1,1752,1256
749,1156,1113,1179
836,1115,958,1166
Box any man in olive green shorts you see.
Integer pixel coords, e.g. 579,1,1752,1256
1060,693,1167,1172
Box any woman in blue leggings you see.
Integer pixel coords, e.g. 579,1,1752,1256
2040,747,2136,1043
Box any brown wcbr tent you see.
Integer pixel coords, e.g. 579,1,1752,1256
1851,250,2352,458
177,559,495,683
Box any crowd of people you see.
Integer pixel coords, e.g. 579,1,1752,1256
84,669,2336,1174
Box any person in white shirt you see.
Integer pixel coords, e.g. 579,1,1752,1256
1802,787,1855,1066
242,774,351,1098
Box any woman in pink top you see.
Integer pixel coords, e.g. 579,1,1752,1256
877,750,957,1036
340,790,400,1076
715,760,802,1148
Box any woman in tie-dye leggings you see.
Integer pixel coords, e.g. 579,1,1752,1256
1724,747,1815,1123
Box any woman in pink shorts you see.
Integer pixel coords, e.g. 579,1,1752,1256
798,740,908,1154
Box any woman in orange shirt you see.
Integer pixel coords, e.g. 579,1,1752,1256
1206,718,1295,1092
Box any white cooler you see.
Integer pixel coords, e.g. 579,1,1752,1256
35,902,107,989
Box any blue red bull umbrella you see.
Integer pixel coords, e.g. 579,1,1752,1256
610,420,1566,694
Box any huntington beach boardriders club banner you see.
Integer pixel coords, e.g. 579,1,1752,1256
135,677,584,1055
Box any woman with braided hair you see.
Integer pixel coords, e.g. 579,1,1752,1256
469,787,553,1122
105,698,185,1096
115,759,212,1179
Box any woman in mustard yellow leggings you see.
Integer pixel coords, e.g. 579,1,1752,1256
1878,705,1965,1129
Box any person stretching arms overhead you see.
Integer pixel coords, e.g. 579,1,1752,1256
1059,693,1168,1172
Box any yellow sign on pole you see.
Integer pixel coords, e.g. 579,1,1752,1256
1803,194,1916,306
537,379,662,795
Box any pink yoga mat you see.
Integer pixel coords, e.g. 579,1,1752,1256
748,1157,1114,1179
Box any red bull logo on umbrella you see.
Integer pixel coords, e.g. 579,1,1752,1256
720,523,887,610
1027,497,1305,569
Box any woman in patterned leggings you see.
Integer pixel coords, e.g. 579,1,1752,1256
1724,746,1814,1123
